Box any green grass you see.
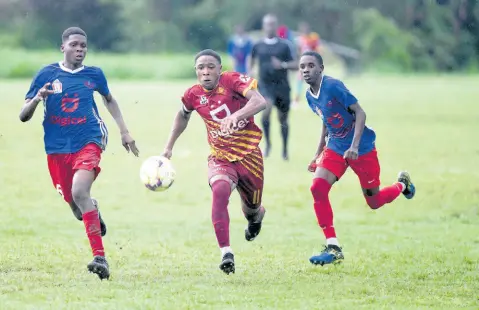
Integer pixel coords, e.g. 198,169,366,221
0,49,218,80
0,75,478,309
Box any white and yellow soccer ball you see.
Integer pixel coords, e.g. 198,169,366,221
139,156,176,192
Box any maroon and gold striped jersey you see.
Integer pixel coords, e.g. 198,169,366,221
182,72,263,162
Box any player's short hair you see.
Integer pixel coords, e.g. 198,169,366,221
62,27,87,42
194,49,222,64
302,51,324,65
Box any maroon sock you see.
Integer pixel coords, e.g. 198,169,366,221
211,180,231,248
83,210,104,257
365,183,403,209
310,178,336,239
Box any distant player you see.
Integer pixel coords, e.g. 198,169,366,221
227,24,253,74
249,14,297,160
20,27,139,280
299,51,416,265
293,22,321,106
161,49,267,275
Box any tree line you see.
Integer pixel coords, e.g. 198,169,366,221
0,0,477,72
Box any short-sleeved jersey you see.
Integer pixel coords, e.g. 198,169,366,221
251,38,293,87
182,72,262,162
25,62,109,155
306,75,376,156
227,35,253,74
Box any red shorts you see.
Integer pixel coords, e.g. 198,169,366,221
315,147,381,189
47,143,102,203
208,147,264,207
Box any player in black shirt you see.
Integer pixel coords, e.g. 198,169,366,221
249,14,298,160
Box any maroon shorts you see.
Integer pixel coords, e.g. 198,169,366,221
47,143,102,203
316,147,381,189
208,147,264,207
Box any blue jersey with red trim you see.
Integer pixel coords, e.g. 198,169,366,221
25,62,109,154
306,75,376,156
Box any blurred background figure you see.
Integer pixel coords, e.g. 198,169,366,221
249,14,297,161
293,22,321,107
227,24,253,74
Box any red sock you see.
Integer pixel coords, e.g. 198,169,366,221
211,180,231,248
83,210,104,257
310,178,336,239
365,182,403,209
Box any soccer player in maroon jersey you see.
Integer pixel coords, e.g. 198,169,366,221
20,27,139,280
162,49,267,274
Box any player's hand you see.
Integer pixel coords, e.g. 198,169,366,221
121,132,139,157
35,83,54,101
343,146,359,160
161,148,173,159
308,156,318,172
271,56,283,69
220,115,239,133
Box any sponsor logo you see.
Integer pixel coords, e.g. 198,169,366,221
209,119,250,139
50,115,87,126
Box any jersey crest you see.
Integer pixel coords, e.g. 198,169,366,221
200,95,208,105
52,79,62,94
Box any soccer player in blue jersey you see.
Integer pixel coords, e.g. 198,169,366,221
299,51,416,266
227,24,253,74
19,27,139,280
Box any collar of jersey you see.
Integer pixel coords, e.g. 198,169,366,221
308,75,324,99
58,62,85,74
264,37,279,45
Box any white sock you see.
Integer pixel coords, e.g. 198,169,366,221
220,246,233,256
326,238,340,247
399,182,406,192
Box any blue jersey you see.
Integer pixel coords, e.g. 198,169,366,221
227,35,253,74
25,62,109,155
306,75,376,156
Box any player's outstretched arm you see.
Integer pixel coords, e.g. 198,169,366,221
162,109,192,159
20,82,53,122
220,89,266,133
102,94,139,156
343,103,366,160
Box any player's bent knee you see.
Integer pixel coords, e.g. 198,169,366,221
310,178,331,200
210,175,235,191
71,186,90,206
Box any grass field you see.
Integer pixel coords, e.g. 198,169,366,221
0,75,478,309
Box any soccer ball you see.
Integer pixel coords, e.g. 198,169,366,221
139,156,176,192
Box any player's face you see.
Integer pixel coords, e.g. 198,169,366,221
299,55,323,85
263,16,278,38
61,34,87,66
195,56,222,90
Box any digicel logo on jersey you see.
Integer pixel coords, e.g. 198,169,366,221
209,119,249,139
50,115,87,126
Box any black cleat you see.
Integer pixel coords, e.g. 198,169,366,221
245,206,266,241
92,198,107,237
219,252,235,275
397,171,416,199
87,256,110,280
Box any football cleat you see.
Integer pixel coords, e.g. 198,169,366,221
87,256,110,280
219,252,235,275
245,206,266,241
398,171,416,199
92,198,107,237
309,245,344,266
